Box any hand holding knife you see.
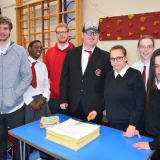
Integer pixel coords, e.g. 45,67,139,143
75,115,93,125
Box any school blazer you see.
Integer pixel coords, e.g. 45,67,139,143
60,45,112,114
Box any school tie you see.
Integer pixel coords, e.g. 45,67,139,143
116,74,121,78
31,61,37,88
84,50,92,62
142,66,146,84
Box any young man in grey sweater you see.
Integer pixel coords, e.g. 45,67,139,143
0,16,32,160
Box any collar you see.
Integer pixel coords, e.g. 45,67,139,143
28,56,37,63
6,40,10,48
155,78,160,90
58,43,69,50
0,40,10,50
82,45,95,53
114,64,129,78
139,60,150,69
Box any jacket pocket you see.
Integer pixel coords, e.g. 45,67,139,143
2,88,16,108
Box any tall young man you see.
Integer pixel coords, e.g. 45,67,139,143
0,16,32,160
60,21,112,124
44,23,74,115
132,35,155,86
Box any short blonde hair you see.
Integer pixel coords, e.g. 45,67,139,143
138,35,155,47
55,22,69,32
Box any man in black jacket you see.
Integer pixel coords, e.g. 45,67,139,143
60,21,112,124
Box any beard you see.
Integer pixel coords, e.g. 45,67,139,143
58,37,68,44
0,34,10,42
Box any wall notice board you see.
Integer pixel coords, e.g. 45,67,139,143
99,11,160,41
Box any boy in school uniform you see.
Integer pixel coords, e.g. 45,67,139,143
23,40,50,159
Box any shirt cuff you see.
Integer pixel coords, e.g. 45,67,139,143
42,93,50,102
24,96,34,105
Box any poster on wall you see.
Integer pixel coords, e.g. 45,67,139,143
99,11,160,41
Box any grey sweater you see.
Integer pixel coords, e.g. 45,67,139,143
0,41,32,113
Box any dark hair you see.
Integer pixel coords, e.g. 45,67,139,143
28,40,41,49
110,45,127,56
146,48,160,111
0,16,13,30
138,35,155,47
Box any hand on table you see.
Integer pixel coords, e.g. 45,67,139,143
133,142,150,150
122,125,140,138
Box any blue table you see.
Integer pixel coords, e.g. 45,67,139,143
9,114,154,160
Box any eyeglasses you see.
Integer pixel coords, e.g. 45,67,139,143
139,45,153,50
56,31,68,35
110,55,125,63
85,30,99,36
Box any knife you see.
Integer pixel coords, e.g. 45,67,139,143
75,115,93,125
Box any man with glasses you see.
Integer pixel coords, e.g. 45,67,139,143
132,35,155,86
60,21,112,124
44,23,74,116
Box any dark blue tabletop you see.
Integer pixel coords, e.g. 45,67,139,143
9,113,154,160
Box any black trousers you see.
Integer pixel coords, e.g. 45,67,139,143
0,105,25,160
25,94,48,160
69,100,103,125
48,98,68,115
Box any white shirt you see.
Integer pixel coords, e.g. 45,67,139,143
23,56,50,105
0,40,10,54
131,60,150,86
114,64,129,78
81,46,95,75
0,40,24,113
155,78,160,90
58,43,69,50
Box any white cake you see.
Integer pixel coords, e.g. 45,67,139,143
46,118,100,151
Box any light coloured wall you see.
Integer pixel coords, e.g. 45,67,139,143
1,0,160,65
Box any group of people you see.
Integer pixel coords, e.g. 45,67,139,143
0,14,159,160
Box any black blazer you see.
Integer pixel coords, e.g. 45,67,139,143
60,45,112,114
